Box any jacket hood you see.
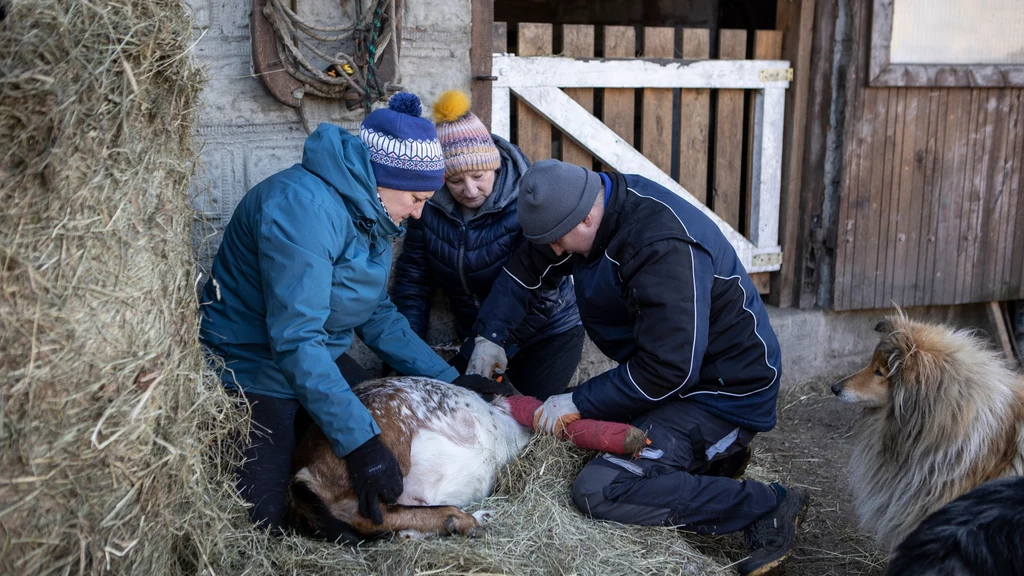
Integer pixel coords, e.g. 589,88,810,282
429,134,530,221
301,123,401,238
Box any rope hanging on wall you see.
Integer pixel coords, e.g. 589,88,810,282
261,0,401,110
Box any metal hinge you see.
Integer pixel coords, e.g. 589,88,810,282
752,253,783,268
760,68,794,82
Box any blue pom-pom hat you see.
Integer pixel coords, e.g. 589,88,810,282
359,92,445,192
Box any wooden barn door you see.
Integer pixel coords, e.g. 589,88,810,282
830,2,1024,310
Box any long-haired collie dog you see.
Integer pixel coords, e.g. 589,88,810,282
885,476,1024,576
831,312,1024,550
286,376,531,542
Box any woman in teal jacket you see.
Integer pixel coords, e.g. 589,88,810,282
200,93,494,532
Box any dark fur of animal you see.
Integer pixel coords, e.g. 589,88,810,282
885,476,1024,576
831,311,1024,550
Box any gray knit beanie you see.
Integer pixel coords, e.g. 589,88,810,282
518,160,602,244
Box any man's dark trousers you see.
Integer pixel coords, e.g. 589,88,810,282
572,400,777,534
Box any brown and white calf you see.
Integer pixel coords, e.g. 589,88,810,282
286,376,531,542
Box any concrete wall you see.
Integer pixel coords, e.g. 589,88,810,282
768,303,996,388
187,0,472,269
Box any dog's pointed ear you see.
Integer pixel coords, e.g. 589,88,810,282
877,336,901,363
874,319,895,335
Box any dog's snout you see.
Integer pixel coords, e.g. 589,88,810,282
830,378,847,396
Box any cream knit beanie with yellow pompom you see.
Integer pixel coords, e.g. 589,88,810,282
432,90,501,176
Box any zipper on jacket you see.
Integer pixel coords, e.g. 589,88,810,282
455,223,480,309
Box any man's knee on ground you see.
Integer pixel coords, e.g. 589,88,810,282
571,463,614,519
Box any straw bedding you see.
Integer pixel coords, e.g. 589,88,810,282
0,1,726,573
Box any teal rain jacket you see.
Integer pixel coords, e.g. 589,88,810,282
200,123,459,458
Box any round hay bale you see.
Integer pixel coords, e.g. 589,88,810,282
0,1,244,573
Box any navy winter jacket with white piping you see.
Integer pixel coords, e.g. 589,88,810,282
392,135,579,351
199,124,458,460
472,172,781,432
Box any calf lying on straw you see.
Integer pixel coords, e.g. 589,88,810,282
286,376,531,541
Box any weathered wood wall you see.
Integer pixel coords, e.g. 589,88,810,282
831,1,1024,310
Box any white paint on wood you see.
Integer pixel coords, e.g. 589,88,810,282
492,55,792,89
491,86,510,140
749,87,784,250
511,85,782,272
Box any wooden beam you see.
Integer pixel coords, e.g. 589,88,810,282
795,0,838,309
987,301,1016,362
773,0,817,307
492,55,791,90
746,31,784,238
749,87,786,251
470,0,494,130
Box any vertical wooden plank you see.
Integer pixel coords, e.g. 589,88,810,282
516,23,553,162
889,89,922,307
876,89,906,309
602,25,636,172
774,0,817,307
853,89,889,309
977,90,1012,302
470,0,494,130
897,88,931,306
965,92,998,304
987,302,1016,361
997,91,1021,298
713,29,746,232
493,21,507,52
678,28,711,205
839,0,868,309
641,27,675,175
842,89,870,311
745,30,783,238
915,89,947,307
954,92,985,304
936,90,971,305
798,0,838,308
1004,90,1024,299
561,25,594,168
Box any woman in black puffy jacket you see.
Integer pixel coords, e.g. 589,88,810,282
391,91,584,400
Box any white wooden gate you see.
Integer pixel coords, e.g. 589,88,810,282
490,54,791,273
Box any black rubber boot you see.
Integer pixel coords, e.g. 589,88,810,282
736,483,809,576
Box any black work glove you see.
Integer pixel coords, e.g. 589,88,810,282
452,373,519,398
345,435,403,525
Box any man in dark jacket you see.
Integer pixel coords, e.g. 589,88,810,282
465,159,807,576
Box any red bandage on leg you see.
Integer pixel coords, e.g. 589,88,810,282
504,395,649,456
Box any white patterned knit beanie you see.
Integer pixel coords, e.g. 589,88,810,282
432,90,501,177
359,92,445,192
